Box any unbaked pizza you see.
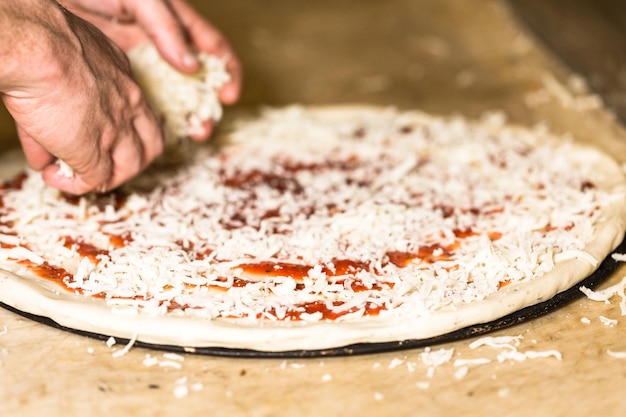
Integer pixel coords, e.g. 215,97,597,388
0,106,624,352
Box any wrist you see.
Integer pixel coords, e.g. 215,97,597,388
0,0,76,93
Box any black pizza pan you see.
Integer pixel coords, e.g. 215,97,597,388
2,237,625,358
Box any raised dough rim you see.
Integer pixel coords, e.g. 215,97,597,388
0,106,625,353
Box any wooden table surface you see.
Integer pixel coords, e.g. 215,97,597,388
1,1,626,416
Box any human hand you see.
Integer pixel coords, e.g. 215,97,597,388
0,0,163,195
60,0,242,140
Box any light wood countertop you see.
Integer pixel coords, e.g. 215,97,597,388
1,1,626,416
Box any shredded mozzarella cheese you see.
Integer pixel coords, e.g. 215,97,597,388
580,276,626,316
607,350,626,359
127,43,230,143
469,335,562,362
0,106,622,326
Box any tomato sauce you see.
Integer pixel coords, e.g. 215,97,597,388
62,237,109,263
260,300,385,321
0,167,516,322
17,259,85,295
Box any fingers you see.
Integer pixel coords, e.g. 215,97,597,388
123,0,242,102
41,126,162,195
17,133,96,194
77,17,150,52
3,1,166,196
38,97,164,195
16,127,54,170
41,157,110,195
9,1,236,195
104,108,164,191
219,58,243,105
123,0,199,73
41,142,110,195
67,0,242,104
188,119,213,142
168,0,242,103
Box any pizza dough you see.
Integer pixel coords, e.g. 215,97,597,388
0,106,624,352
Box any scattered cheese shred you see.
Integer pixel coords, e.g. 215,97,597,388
191,382,204,391
607,350,626,359
454,366,469,380
420,347,454,378
580,276,626,316
141,352,187,369
540,73,603,111
524,350,562,361
111,331,138,358
611,253,626,262
173,384,189,399
469,335,562,362
162,352,185,362
599,316,618,327
468,335,522,350
388,358,405,369
159,361,183,369
143,354,159,367
105,337,116,348
453,358,492,367
55,159,74,179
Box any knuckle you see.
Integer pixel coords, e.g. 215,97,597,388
125,81,145,108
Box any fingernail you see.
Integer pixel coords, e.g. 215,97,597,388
220,87,239,104
183,53,198,69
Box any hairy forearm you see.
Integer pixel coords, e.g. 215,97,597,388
0,0,238,195
0,0,76,93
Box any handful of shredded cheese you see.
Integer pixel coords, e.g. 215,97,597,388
127,43,231,144
55,45,231,180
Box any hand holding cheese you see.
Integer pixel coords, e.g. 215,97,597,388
0,0,241,195
60,0,242,137
0,0,164,195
